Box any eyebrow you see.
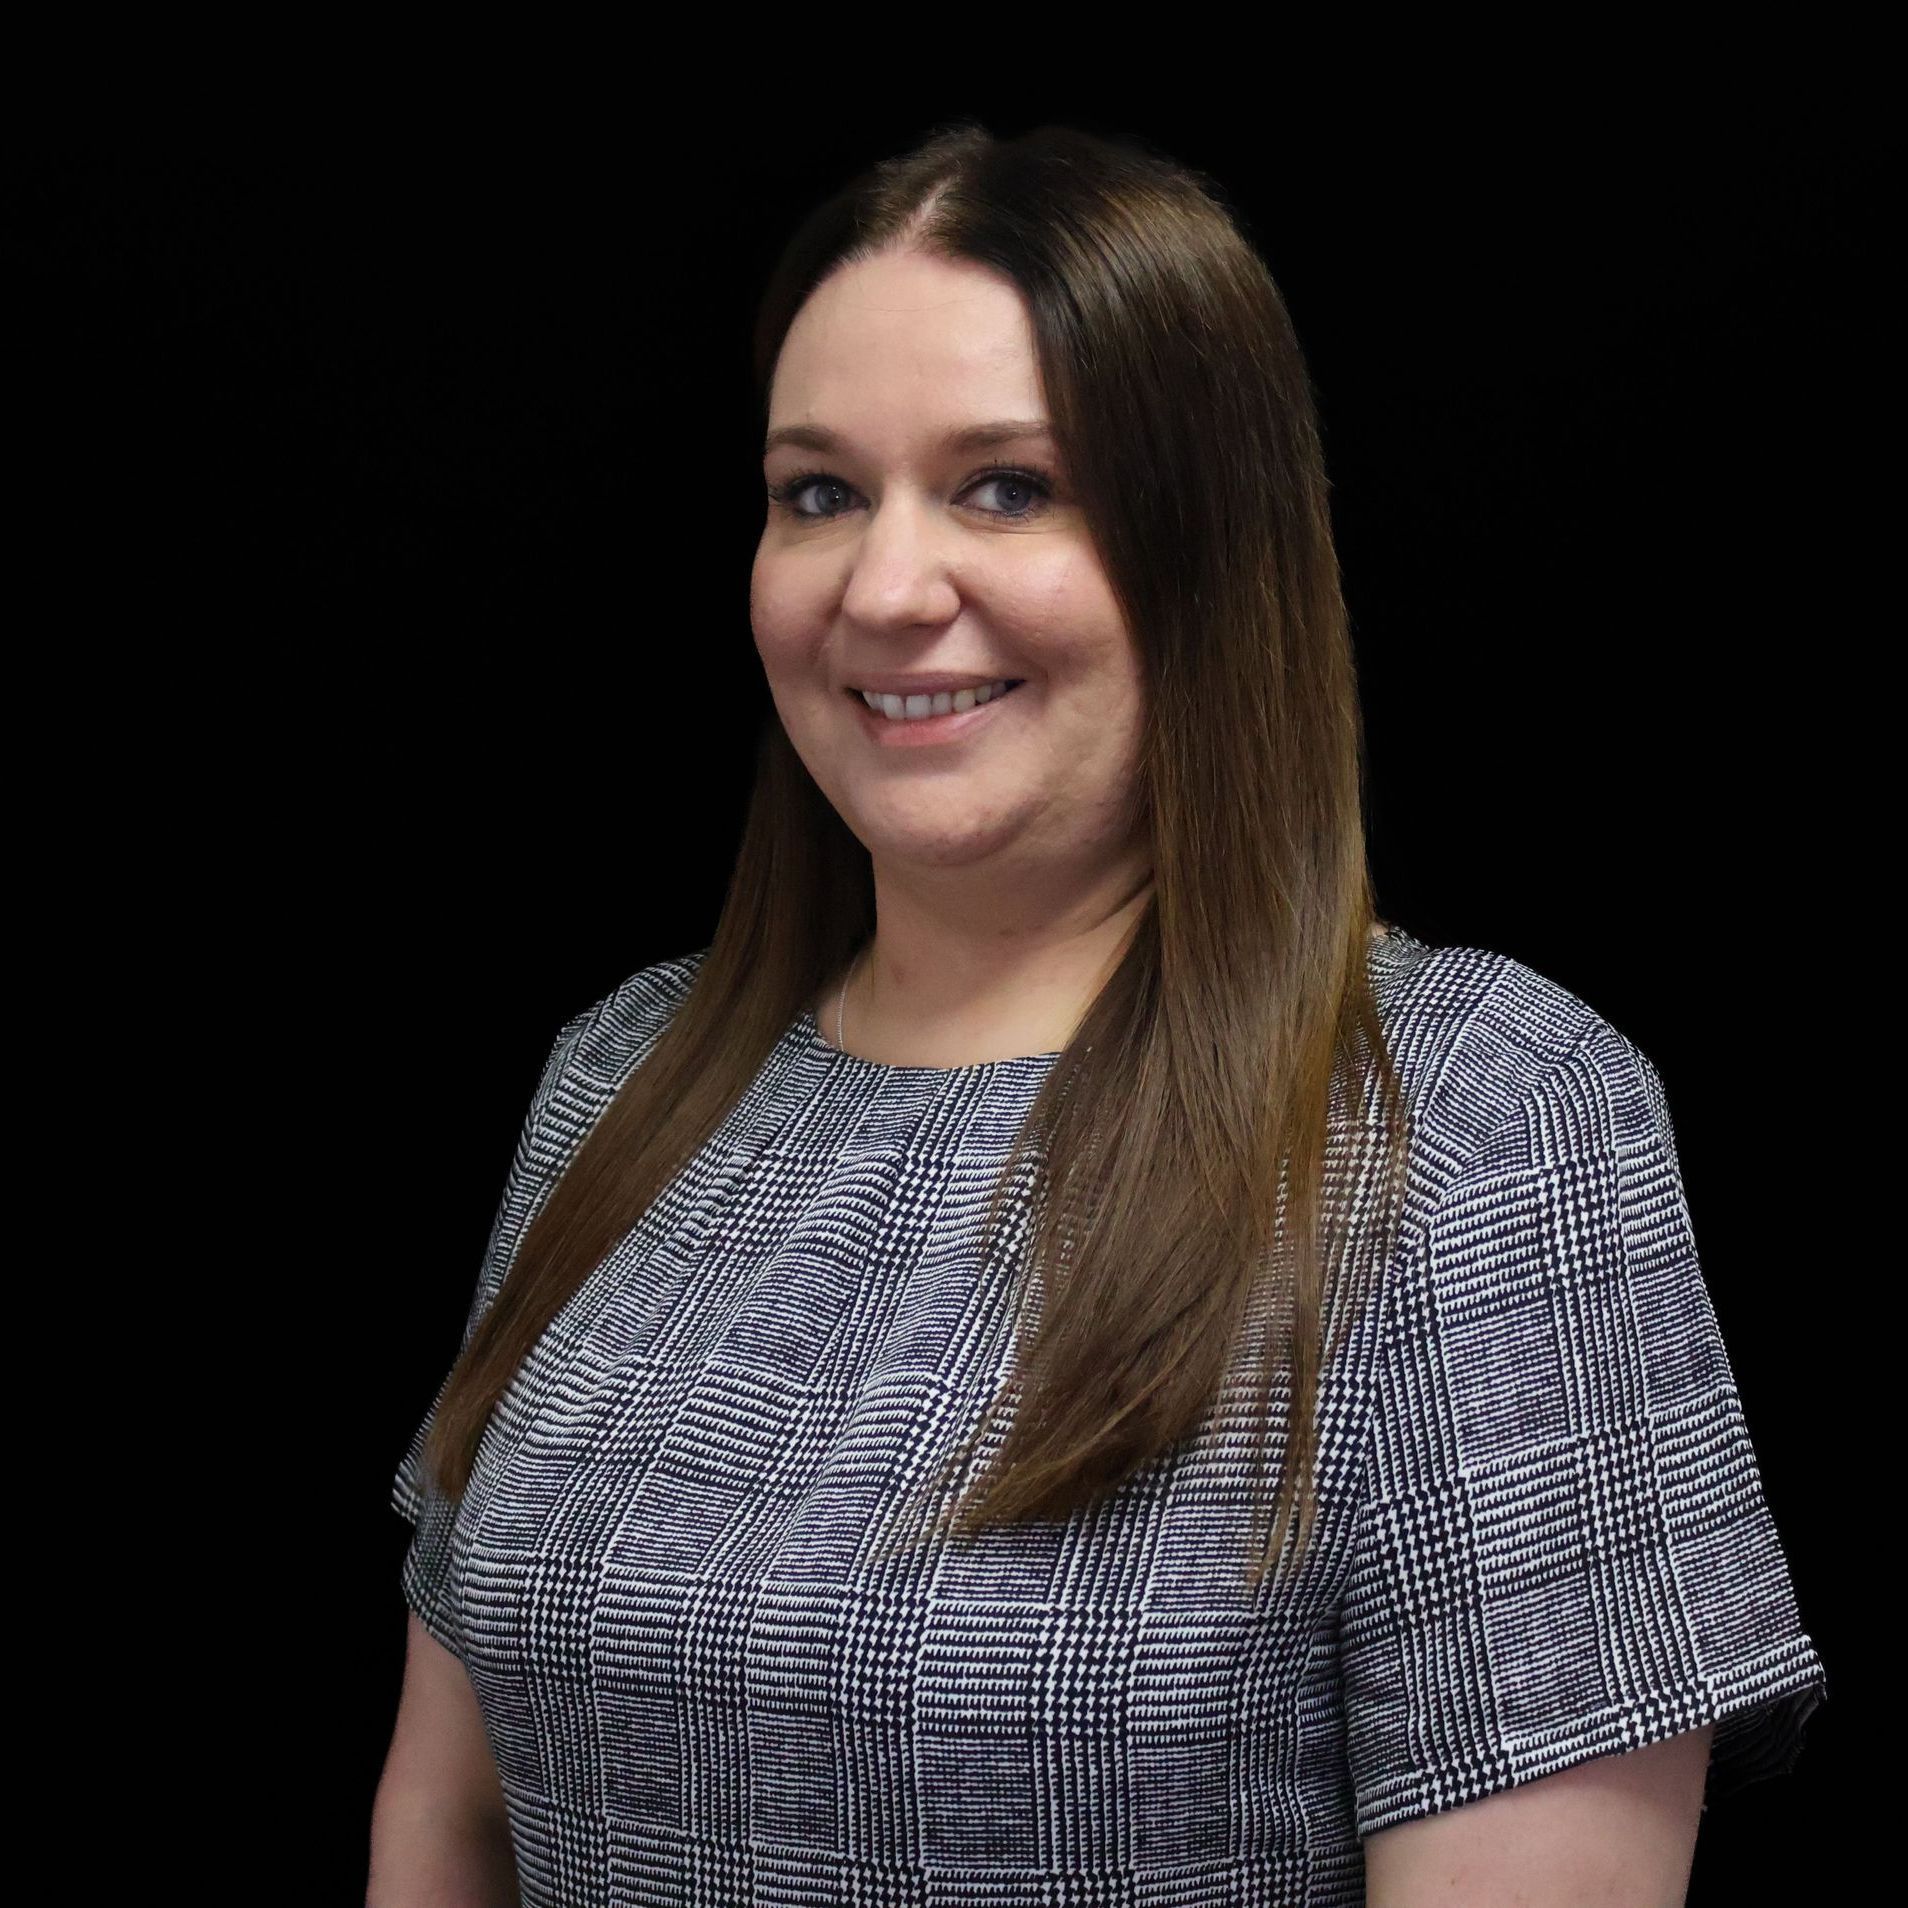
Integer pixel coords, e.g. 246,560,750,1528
762,418,1056,458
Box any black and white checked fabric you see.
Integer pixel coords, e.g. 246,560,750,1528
391,925,1825,1904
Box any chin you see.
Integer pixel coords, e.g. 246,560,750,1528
862,815,1024,864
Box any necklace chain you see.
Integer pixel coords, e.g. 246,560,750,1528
836,948,865,1052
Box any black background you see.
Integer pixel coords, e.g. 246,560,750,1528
18,87,1882,1903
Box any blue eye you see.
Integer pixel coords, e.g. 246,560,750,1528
766,465,1057,524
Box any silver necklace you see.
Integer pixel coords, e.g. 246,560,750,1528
836,948,866,1051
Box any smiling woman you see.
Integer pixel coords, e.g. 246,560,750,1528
751,244,1151,1068
380,118,1826,1908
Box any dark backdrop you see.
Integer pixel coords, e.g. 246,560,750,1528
20,97,1880,1903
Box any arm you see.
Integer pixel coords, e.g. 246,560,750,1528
366,1612,519,1908
1364,1723,1713,1906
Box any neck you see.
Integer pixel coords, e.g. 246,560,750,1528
830,856,1154,1066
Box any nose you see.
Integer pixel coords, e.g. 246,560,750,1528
837,491,962,630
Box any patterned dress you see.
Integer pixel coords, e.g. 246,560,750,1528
391,924,1826,1905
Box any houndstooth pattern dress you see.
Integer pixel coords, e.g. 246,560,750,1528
390,924,1826,1905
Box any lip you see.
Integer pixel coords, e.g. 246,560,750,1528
847,680,1026,748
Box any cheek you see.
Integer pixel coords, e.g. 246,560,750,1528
747,552,778,650
1008,552,1127,656
749,544,794,623
749,579,813,677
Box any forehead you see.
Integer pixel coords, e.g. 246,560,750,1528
772,252,1043,423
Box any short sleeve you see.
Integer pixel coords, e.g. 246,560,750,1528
388,1004,593,1663
1340,1021,1828,1838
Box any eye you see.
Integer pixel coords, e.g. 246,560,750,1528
766,465,1057,524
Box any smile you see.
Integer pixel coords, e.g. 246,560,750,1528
845,679,1027,747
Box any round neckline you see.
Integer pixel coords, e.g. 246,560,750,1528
794,925,1413,1078
797,1007,1063,1076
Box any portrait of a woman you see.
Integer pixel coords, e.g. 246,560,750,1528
367,121,1827,1905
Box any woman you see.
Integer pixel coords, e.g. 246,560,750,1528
368,122,1826,1906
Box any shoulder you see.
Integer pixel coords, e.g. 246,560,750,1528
1372,924,1662,1198
505,948,711,1173
557,945,712,1086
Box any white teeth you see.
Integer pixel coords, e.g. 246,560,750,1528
858,679,1017,721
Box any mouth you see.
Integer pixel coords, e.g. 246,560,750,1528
844,679,1027,746
844,679,1025,717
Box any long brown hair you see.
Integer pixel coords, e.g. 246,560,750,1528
419,119,1410,1589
